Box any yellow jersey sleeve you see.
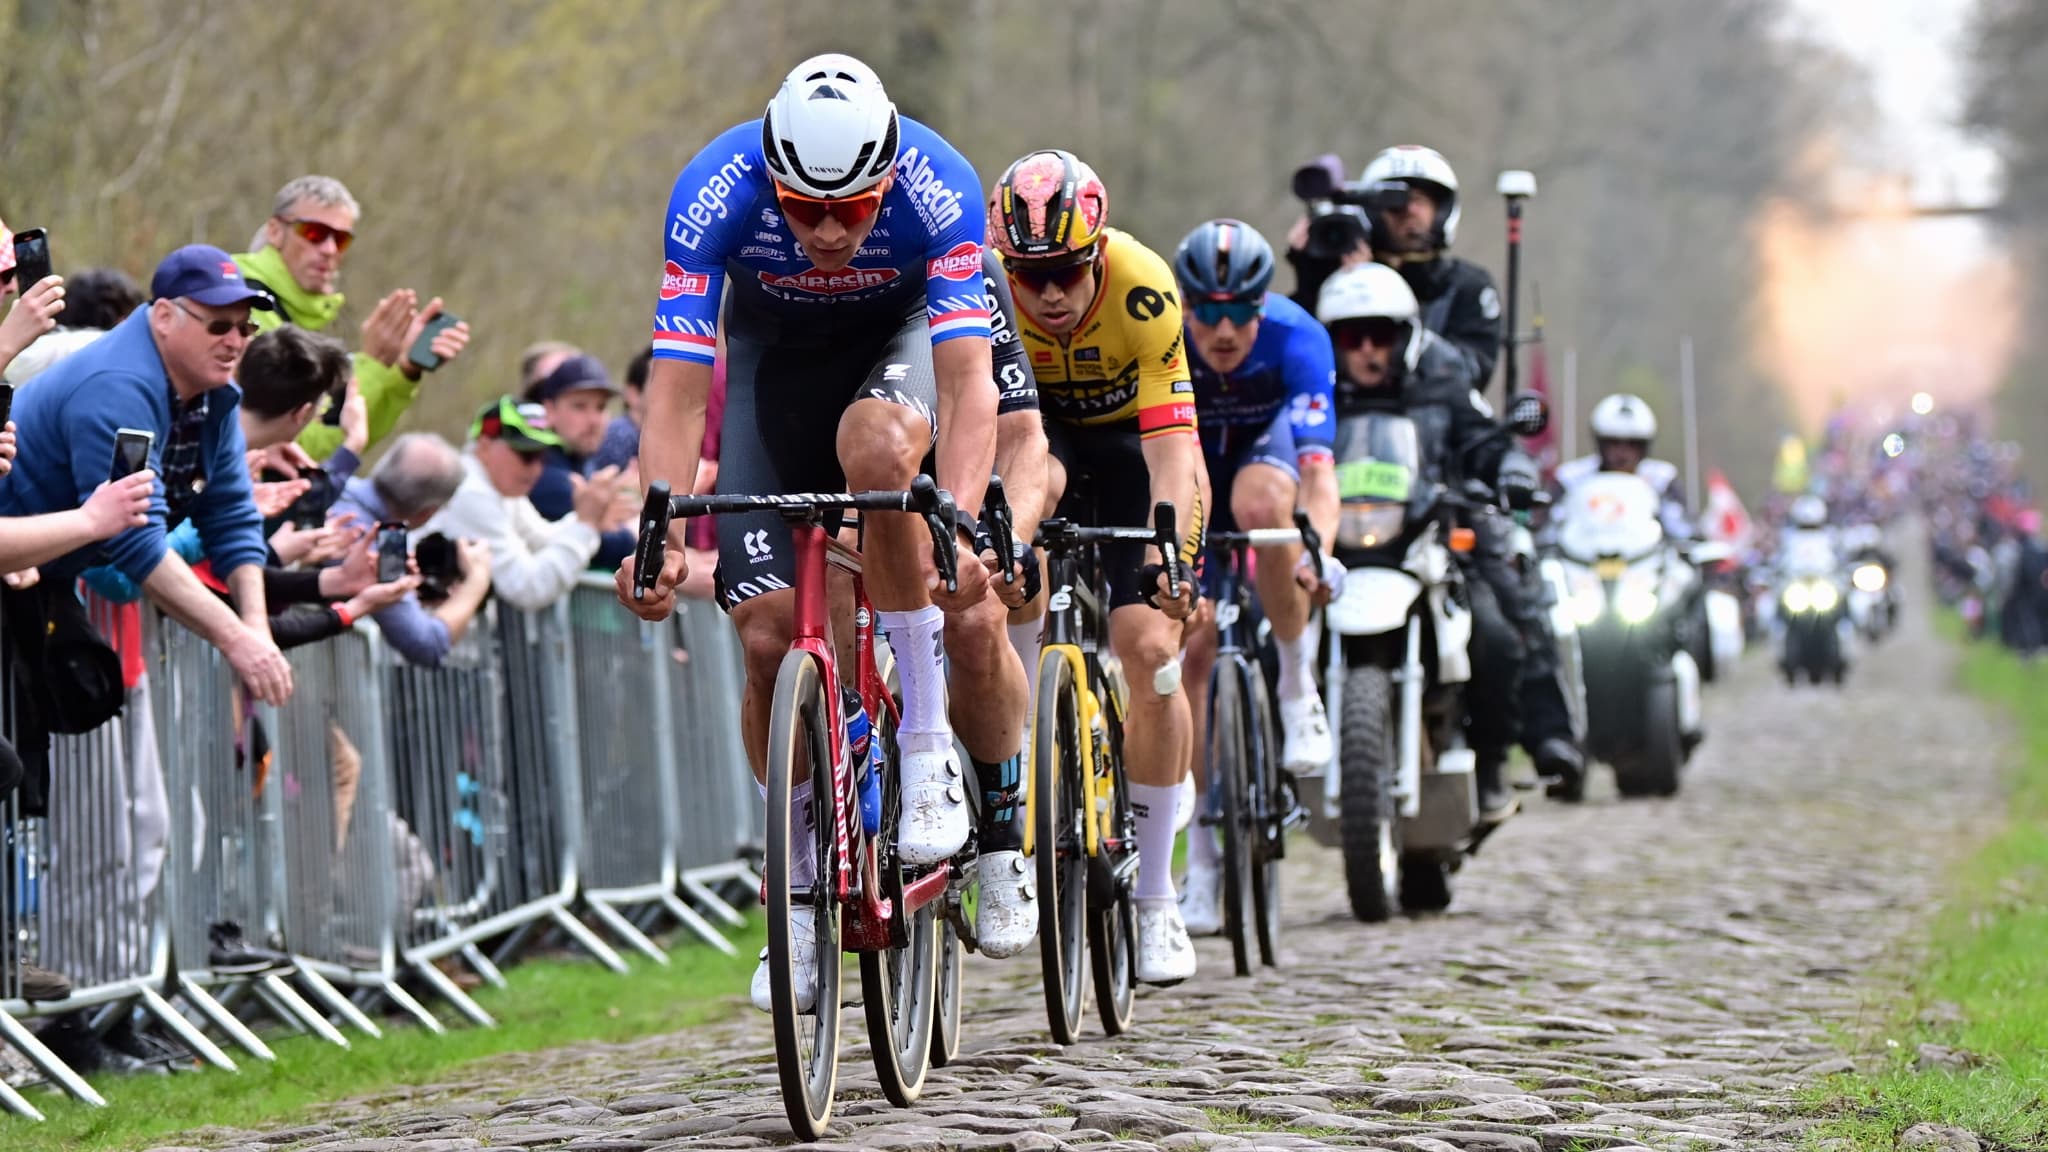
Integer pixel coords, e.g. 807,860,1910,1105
1110,234,1198,439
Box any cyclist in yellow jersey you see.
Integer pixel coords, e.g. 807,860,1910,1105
989,149,1205,985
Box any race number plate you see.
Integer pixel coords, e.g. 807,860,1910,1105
1594,557,1627,580
1336,459,1412,502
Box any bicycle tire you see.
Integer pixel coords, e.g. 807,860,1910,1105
929,916,963,1067
765,650,841,1140
1033,651,1089,1044
1089,665,1138,1035
1210,662,1254,977
1244,664,1283,968
862,693,938,1106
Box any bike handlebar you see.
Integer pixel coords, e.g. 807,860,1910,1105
631,474,960,599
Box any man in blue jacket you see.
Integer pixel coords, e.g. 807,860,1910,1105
0,244,294,704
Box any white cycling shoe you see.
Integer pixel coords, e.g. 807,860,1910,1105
1280,692,1334,770
896,746,970,866
1177,863,1223,937
1135,898,1198,985
750,906,858,1013
973,850,1039,959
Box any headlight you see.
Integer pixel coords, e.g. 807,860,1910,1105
1783,582,1811,613
1853,564,1887,592
1616,586,1659,625
1808,580,1840,613
1338,503,1405,550
1569,587,1604,625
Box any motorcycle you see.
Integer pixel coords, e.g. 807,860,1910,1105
1841,526,1898,643
1775,528,1850,685
1305,397,1547,921
1552,473,1707,799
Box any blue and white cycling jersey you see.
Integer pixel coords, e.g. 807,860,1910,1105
1189,292,1336,467
652,116,990,360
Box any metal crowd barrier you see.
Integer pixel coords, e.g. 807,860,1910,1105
1,578,758,1120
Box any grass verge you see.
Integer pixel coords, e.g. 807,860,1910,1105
9,917,763,1152
1804,631,2048,1150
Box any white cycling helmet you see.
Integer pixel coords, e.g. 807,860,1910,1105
1790,494,1828,529
1360,145,1462,247
1590,393,1657,443
760,53,901,199
1316,262,1423,375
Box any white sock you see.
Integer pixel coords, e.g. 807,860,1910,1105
1008,619,1043,714
789,787,817,889
1186,809,1220,872
1276,627,1317,701
880,605,950,756
1128,782,1181,901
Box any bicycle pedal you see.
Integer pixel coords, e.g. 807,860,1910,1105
1280,803,1310,830
1196,813,1224,828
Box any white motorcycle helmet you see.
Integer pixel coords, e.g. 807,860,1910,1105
760,54,901,198
1790,495,1828,529
1316,262,1423,375
1360,145,1462,247
1590,393,1658,443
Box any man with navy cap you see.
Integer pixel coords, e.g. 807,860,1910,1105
0,244,294,705
524,352,637,569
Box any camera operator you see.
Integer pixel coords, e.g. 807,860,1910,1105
1284,154,1377,314
1353,145,1501,387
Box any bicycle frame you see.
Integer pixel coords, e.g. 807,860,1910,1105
1028,544,1118,861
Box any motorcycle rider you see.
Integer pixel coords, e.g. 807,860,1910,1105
1317,262,1530,823
1557,395,1694,540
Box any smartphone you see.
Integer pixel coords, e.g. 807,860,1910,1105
406,311,461,373
375,522,410,584
11,229,51,292
110,428,155,482
0,383,14,430
318,380,348,426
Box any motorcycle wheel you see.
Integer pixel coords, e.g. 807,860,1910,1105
1338,666,1401,923
1615,679,1683,799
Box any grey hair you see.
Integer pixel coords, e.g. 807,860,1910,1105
370,433,464,520
248,175,361,250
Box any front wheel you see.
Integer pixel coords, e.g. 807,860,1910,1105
1209,663,1255,977
764,651,842,1140
1339,665,1401,923
1032,652,1089,1045
1245,667,1284,968
862,699,937,1106
1089,667,1138,1036
1616,678,1682,799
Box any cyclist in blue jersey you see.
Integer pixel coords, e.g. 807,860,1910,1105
1170,220,1342,937
615,54,1005,1011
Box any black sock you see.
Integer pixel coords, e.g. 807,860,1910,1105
973,754,1024,853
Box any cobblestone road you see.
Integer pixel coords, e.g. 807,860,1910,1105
162,586,2005,1152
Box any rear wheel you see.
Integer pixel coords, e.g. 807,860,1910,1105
1245,666,1283,968
1339,666,1401,923
1209,663,1255,977
765,651,841,1140
1032,653,1088,1045
862,700,937,1106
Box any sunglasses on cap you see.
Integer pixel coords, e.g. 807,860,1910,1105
1189,298,1263,327
279,217,354,253
771,182,886,230
1331,318,1407,351
1009,253,1097,293
170,298,261,339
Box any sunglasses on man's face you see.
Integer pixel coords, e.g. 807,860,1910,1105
281,217,354,253
171,298,260,339
1332,319,1407,351
771,182,886,230
1190,298,1263,328
1010,256,1096,294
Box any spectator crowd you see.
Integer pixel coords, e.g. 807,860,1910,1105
0,176,692,1076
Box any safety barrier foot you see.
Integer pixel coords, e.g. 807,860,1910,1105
661,890,737,956
681,869,752,930
258,973,350,1048
0,1010,103,1107
407,958,496,1028
138,985,238,1072
459,943,509,990
547,907,629,974
293,965,384,1039
176,977,278,1061
0,1073,44,1121
585,898,672,964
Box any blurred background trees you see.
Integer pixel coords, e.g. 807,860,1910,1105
1,0,1846,495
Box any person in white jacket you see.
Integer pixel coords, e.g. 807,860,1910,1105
423,397,627,613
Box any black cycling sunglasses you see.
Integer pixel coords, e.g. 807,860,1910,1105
1010,253,1097,293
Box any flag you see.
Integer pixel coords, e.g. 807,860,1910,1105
1523,337,1556,471
1702,468,1752,554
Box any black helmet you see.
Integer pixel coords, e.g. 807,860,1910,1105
1172,219,1275,302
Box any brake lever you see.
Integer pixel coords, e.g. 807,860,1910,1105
633,481,674,601
927,485,961,596
983,474,1017,585
1293,508,1322,565
1152,501,1182,599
